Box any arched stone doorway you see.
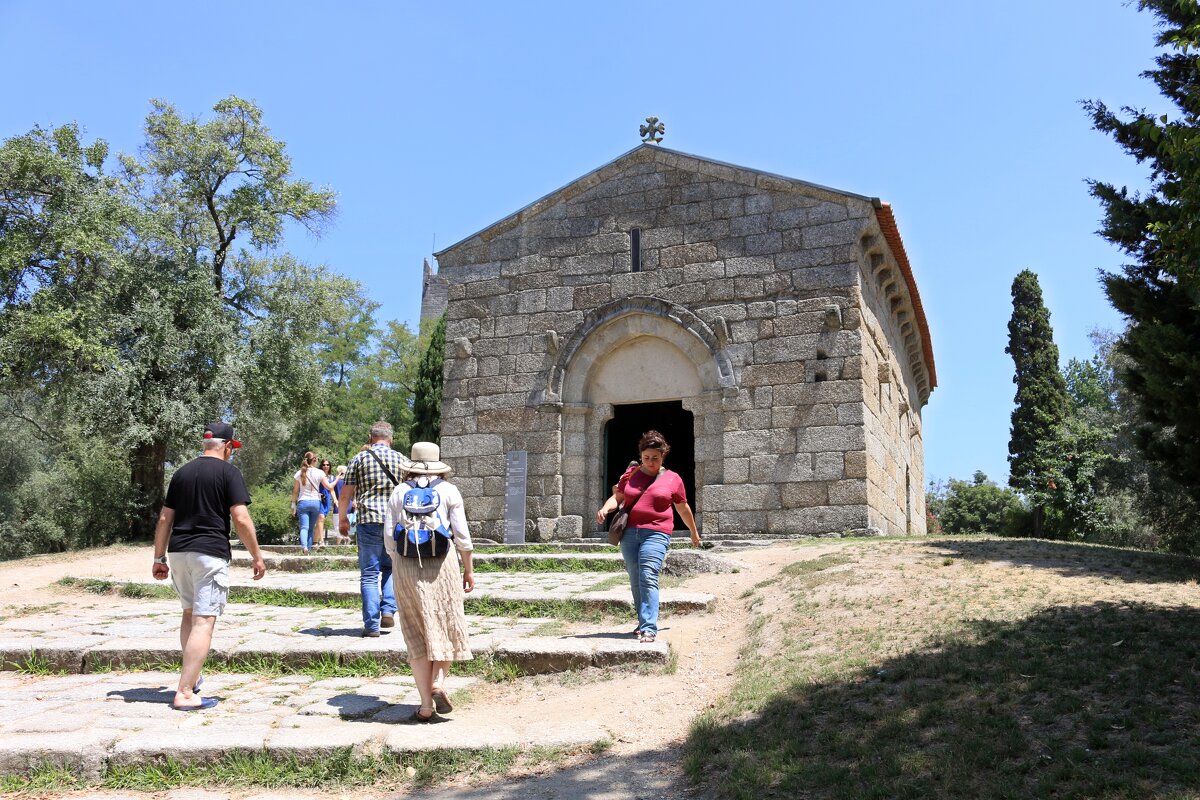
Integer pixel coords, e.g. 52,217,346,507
546,298,732,534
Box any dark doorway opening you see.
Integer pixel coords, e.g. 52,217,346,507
603,400,696,531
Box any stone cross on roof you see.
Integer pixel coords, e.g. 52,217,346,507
639,116,665,144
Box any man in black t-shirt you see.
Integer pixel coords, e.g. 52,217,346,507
152,421,266,711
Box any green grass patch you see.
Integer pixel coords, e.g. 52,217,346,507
464,596,620,622
1,762,83,794
4,650,68,676
3,745,599,793
475,544,620,554
473,557,623,573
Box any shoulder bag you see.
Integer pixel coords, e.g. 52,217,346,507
608,470,660,546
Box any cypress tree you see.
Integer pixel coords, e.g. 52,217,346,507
1006,270,1069,537
410,312,446,444
1085,0,1200,504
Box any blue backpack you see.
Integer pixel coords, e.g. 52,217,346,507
394,478,452,560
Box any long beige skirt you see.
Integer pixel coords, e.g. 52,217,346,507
390,547,473,662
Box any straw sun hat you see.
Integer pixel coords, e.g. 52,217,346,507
406,441,453,476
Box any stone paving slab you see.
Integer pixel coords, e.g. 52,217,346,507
0,600,672,675
0,671,609,775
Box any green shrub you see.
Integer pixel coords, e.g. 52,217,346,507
250,484,295,545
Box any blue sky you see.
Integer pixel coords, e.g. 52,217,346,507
0,1,1166,489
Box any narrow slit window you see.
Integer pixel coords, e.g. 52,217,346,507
630,228,642,273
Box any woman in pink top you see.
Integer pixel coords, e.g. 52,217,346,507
595,430,700,642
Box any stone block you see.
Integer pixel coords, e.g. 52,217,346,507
781,481,829,507
729,277,768,298
711,509,768,534
745,194,773,214
745,231,783,255
711,196,744,218
771,207,812,230
591,639,669,667
723,429,792,458
767,505,869,536
730,214,769,236
844,450,869,479
726,256,774,277
0,730,118,780
515,289,547,314
445,434,504,458
814,451,846,480
702,484,780,511
546,286,574,311
724,457,750,483
750,452,814,483
790,264,859,292
797,425,865,453
684,219,731,242
715,237,746,258
642,226,684,248
802,219,867,249
808,202,850,223
494,314,529,337
829,479,869,506
494,638,591,673
661,242,718,269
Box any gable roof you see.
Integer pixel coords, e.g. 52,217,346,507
435,143,935,391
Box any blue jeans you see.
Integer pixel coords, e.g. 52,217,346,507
356,522,396,632
296,499,321,551
620,528,671,635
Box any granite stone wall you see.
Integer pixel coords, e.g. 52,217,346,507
432,145,931,540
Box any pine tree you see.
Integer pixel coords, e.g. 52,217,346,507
1006,270,1069,537
410,313,446,444
1085,0,1200,504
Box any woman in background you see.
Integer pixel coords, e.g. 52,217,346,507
314,458,337,547
291,451,337,554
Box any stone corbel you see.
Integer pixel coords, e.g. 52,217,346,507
823,304,843,329
454,337,472,358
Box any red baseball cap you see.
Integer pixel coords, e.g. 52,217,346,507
203,421,242,448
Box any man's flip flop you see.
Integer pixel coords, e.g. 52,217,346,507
172,697,219,711
193,676,203,693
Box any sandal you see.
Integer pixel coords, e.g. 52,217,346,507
432,688,453,714
409,706,438,723
639,631,657,643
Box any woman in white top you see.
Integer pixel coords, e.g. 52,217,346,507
383,441,474,722
291,451,337,554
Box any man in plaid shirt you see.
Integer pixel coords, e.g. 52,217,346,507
338,420,411,637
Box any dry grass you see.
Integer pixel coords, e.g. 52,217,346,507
688,536,1200,799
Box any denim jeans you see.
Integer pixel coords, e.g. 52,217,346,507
296,499,321,551
620,527,671,635
356,522,396,632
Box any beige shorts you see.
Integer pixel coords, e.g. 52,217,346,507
168,552,230,616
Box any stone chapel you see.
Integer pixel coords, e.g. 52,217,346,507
423,143,936,541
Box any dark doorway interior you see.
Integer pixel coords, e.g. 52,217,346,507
603,400,696,531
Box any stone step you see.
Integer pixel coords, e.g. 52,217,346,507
576,533,780,548
67,568,718,615
233,551,629,573
0,600,670,676
0,671,610,779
